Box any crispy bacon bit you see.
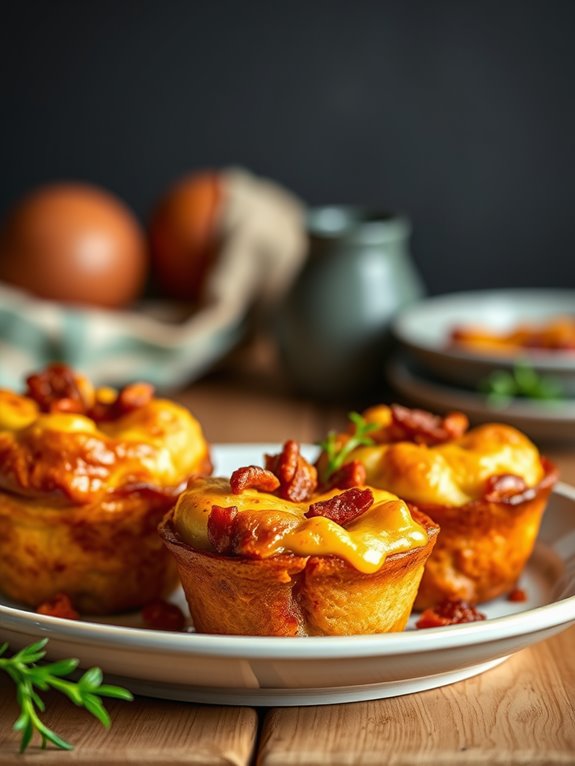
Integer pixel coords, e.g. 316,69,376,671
266,439,299,484
265,440,318,502
115,382,155,414
207,506,297,558
230,466,280,494
321,460,366,491
25,363,91,414
484,474,532,504
92,381,155,422
141,599,186,631
88,399,114,422
36,592,79,620
228,511,297,558
507,587,527,602
25,363,155,422
415,599,486,629
388,404,469,446
207,504,239,553
305,487,374,527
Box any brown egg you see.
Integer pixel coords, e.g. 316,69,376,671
149,171,222,302
0,183,148,309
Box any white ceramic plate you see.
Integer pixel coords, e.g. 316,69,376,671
387,356,575,444
1,444,574,707
393,289,575,395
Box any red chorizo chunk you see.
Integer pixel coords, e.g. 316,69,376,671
36,592,79,620
91,381,155,422
389,404,469,446
415,598,486,629
305,487,374,527
25,363,156,422
507,587,527,602
114,382,155,414
230,466,280,494
141,599,186,631
229,511,299,558
207,504,239,554
484,473,534,504
266,439,299,484
321,460,366,491
207,504,298,558
265,440,317,501
26,363,90,414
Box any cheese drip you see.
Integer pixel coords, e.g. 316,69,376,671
173,477,428,574
348,422,544,507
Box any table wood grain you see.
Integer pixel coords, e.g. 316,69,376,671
0,676,258,765
1,337,574,764
258,626,575,765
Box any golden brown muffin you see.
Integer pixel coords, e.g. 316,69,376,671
159,442,439,636
0,363,211,614
317,404,557,609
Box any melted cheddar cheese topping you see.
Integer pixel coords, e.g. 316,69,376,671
173,477,429,574
348,421,544,507
0,389,210,502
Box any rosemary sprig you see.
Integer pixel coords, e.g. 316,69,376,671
318,411,379,481
0,638,133,753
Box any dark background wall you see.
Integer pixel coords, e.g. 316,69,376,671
1,0,574,296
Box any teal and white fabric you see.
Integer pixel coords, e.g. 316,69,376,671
0,282,246,391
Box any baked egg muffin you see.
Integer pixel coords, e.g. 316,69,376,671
0,363,211,614
316,404,557,609
159,441,438,636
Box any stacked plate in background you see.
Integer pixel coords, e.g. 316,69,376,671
388,289,575,444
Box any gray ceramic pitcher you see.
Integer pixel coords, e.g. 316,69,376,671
274,206,425,402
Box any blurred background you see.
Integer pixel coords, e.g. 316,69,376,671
1,0,575,295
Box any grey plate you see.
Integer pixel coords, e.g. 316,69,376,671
392,289,575,396
387,355,575,444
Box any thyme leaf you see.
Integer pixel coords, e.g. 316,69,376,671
318,411,378,481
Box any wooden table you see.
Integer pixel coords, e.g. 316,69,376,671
1,339,574,764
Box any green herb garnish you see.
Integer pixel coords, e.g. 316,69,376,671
318,411,379,481
480,361,564,404
0,639,133,753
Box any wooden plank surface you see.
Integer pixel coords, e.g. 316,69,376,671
257,625,575,766
0,677,258,765
174,340,329,446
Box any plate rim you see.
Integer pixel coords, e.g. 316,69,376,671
393,288,575,372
